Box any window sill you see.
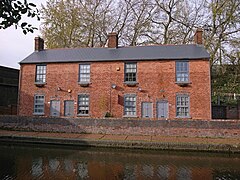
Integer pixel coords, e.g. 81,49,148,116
77,114,90,117
123,115,138,118
175,81,191,87
33,113,45,116
124,82,138,87
175,116,192,119
78,82,91,87
34,82,46,87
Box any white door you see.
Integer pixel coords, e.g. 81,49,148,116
157,101,168,118
64,100,74,117
142,102,153,118
50,100,60,117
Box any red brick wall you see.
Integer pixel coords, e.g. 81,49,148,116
18,59,211,119
0,116,239,138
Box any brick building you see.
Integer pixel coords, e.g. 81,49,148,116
18,29,211,119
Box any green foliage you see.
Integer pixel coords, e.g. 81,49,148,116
41,0,112,48
105,112,113,118
212,64,240,105
0,0,40,34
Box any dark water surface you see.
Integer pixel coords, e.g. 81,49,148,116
0,143,240,180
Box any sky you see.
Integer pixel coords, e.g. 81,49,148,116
0,0,46,69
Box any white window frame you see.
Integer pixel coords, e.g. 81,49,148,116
33,95,45,115
124,94,137,117
35,65,46,84
176,61,189,83
124,62,137,83
176,94,190,118
78,94,89,116
79,64,90,83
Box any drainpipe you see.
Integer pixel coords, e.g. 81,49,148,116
17,65,22,115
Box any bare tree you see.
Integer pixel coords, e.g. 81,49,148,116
172,0,207,44
204,0,240,66
152,0,182,44
78,0,114,47
41,0,114,48
204,0,240,103
41,0,240,103
41,0,82,48
113,0,155,46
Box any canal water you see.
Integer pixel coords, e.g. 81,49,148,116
0,144,240,180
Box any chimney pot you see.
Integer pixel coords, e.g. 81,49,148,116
194,28,203,44
35,37,44,51
107,32,118,48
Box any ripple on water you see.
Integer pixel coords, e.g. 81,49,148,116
0,144,240,180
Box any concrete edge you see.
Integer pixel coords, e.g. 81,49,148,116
0,135,239,154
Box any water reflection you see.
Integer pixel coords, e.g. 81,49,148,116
77,161,88,179
0,144,240,180
157,165,170,179
177,167,191,180
31,158,43,177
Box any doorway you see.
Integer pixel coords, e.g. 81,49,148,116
64,100,74,117
157,101,168,118
50,100,60,117
142,102,153,118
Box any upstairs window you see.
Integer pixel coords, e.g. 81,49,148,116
124,94,136,116
176,61,189,83
35,65,46,84
176,94,190,118
33,95,45,115
79,64,90,84
78,94,89,115
124,63,137,84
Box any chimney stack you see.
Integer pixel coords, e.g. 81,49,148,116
194,28,203,44
107,32,118,48
35,37,44,51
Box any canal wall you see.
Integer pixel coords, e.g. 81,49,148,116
0,115,239,138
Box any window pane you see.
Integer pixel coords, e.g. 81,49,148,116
34,95,44,114
36,65,46,83
176,95,189,117
124,95,136,116
125,63,137,82
79,64,90,82
78,94,89,115
176,62,189,82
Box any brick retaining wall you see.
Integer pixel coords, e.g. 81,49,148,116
0,115,239,138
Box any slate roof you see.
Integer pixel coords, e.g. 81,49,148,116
20,44,210,64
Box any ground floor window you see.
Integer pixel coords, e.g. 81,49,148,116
176,94,190,118
124,94,136,116
78,94,89,115
33,95,45,115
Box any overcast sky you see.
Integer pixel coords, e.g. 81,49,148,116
0,0,46,69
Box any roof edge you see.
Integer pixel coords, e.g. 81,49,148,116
19,57,210,65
